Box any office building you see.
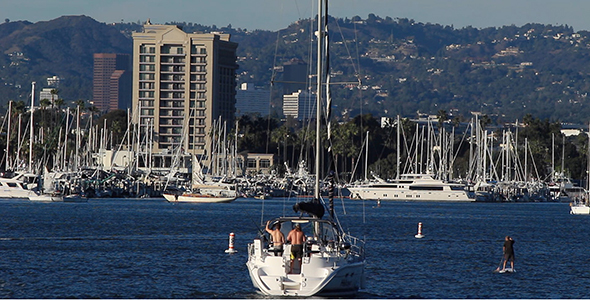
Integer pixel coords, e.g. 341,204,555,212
93,53,131,111
283,58,308,95
47,76,61,88
235,83,270,116
283,90,316,121
132,21,238,163
39,88,57,104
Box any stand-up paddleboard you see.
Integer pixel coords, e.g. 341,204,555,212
495,267,515,273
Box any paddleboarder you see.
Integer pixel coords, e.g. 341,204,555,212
502,236,515,271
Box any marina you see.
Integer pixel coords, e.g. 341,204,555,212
1,2,590,298
0,198,587,298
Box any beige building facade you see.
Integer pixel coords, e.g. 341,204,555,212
132,21,238,165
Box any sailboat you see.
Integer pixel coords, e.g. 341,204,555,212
570,124,590,215
570,198,590,214
28,164,65,202
162,184,237,203
162,154,237,203
246,1,366,296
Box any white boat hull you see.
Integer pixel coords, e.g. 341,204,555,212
246,240,364,296
0,189,36,199
163,193,236,203
570,203,590,215
348,173,474,202
348,186,474,201
29,194,63,202
0,172,39,199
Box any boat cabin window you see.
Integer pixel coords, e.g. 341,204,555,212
276,220,311,242
409,186,444,191
314,222,338,244
275,220,338,245
24,176,39,184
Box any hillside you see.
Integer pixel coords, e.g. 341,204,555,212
1,15,590,123
0,15,132,103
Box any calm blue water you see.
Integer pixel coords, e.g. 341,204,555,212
0,198,587,298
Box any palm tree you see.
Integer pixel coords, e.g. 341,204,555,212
74,99,86,111
479,114,492,129
39,98,51,128
50,89,59,108
437,109,448,128
270,125,290,164
39,98,51,109
12,100,26,114
331,121,360,178
54,98,64,111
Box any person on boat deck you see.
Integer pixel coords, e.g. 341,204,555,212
265,220,285,256
287,224,306,273
502,236,515,271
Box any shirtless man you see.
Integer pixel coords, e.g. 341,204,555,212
287,223,306,273
265,220,285,256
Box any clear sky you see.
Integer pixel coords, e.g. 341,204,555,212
2,0,590,32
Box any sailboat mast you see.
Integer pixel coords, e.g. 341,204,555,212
17,114,21,168
5,101,11,171
587,123,590,203
76,105,80,171
314,0,324,199
29,82,35,173
364,131,368,181
551,133,555,182
396,115,400,179
64,108,70,171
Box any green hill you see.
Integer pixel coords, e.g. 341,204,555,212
0,15,131,104
1,15,590,123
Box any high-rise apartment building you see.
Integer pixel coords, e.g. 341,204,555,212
93,53,131,111
132,21,238,162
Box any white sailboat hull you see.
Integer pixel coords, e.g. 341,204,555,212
570,203,590,215
29,194,63,202
246,239,364,296
163,193,236,203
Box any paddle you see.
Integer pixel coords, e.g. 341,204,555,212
494,256,504,272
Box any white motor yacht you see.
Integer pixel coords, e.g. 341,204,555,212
348,173,475,201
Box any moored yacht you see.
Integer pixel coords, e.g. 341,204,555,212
348,173,475,201
570,199,590,215
163,183,237,203
0,172,38,199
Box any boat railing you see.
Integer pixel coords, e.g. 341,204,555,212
341,234,365,259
